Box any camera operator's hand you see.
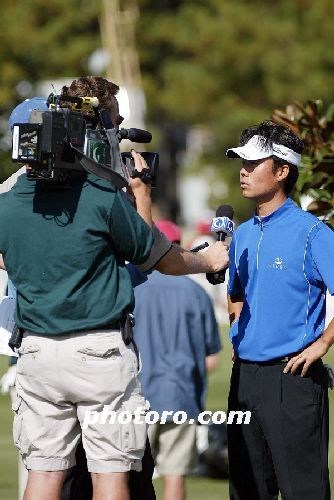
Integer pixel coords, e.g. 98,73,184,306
129,150,151,195
128,150,153,227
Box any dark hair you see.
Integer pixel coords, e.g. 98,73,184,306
239,120,303,195
60,76,120,116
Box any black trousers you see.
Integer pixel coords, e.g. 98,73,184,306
61,438,156,500
227,358,330,500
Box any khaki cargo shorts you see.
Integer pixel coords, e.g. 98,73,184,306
148,422,197,475
13,329,147,473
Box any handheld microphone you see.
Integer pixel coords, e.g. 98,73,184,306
206,205,234,285
190,241,209,253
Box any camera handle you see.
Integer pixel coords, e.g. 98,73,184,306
131,168,153,185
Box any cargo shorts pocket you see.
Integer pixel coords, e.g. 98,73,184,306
18,344,40,358
12,393,30,459
121,396,148,458
77,346,121,359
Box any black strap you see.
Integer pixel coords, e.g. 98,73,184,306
70,145,129,189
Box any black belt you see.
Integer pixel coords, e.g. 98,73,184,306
107,320,122,331
238,351,302,365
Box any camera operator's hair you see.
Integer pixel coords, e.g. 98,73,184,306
61,76,120,115
239,120,303,195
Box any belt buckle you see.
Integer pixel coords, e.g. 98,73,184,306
281,356,289,362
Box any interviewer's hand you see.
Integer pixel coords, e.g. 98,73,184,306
283,337,329,377
203,241,229,273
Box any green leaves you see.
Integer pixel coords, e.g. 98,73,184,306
273,99,334,226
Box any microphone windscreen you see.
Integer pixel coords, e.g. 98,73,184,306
126,128,152,143
216,204,234,220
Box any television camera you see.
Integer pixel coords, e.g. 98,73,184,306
11,94,159,188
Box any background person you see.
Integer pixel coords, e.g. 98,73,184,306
227,120,334,500
134,219,221,500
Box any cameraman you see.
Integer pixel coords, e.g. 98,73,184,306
0,83,229,500
1,113,154,500
60,76,228,277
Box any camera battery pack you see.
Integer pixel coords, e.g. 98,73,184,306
12,123,41,162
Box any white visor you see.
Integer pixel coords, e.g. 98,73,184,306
226,135,301,167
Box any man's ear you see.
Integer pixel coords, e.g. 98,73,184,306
275,164,289,182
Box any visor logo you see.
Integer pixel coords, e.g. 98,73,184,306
272,146,287,156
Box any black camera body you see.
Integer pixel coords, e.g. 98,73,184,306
121,152,159,187
11,96,158,188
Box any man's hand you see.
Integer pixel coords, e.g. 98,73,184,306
128,150,151,199
283,337,330,377
128,150,153,227
202,241,229,273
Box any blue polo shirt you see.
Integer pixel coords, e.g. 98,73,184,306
134,272,221,419
228,198,334,362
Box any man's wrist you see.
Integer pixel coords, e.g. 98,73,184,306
133,190,151,201
319,334,333,351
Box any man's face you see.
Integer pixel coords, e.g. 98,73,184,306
239,157,283,201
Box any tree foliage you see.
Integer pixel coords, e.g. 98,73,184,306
138,0,334,221
273,100,334,227
0,0,101,180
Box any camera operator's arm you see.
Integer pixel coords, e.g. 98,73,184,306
130,151,229,275
129,150,153,228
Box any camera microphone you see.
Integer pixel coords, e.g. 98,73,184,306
119,128,152,143
206,204,234,285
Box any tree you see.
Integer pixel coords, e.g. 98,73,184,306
0,0,101,180
273,100,334,228
138,0,334,221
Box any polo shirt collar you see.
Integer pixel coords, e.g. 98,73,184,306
254,198,295,226
13,172,36,194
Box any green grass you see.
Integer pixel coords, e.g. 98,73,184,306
1,330,334,499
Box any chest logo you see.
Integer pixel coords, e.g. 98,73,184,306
268,257,287,270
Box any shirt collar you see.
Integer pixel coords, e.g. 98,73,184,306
254,198,296,226
12,172,36,194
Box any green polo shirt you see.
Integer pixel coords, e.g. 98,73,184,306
0,173,153,335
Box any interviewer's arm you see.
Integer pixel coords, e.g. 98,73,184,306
155,242,229,275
